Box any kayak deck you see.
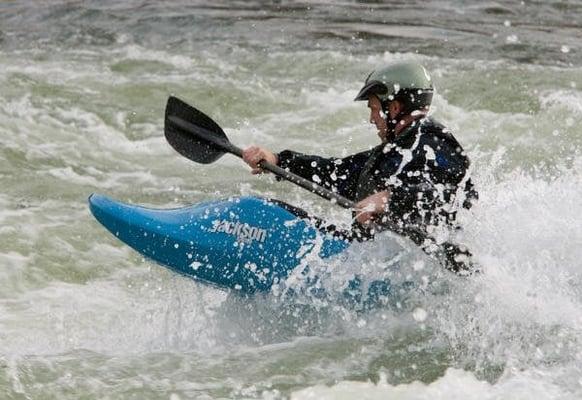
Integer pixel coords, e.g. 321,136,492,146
89,194,350,293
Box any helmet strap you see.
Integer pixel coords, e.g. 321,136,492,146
381,99,406,142
382,92,431,141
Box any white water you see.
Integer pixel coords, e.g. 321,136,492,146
1,1,581,399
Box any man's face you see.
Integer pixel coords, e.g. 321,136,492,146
367,95,388,142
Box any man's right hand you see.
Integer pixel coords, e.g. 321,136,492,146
242,146,279,174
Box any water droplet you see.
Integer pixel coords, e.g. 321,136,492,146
506,35,519,44
413,307,428,322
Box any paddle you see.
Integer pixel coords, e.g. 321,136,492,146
164,96,474,274
164,96,355,209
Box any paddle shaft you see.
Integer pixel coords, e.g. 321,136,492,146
168,116,356,209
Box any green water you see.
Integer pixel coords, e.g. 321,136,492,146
1,1,581,399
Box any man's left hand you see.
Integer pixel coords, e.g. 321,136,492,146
355,190,391,225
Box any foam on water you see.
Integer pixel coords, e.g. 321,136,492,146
0,260,230,355
291,367,575,400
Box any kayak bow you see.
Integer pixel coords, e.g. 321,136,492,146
89,194,350,293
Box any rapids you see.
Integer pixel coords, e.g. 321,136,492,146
1,1,581,399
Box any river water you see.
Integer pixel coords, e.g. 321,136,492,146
1,1,581,399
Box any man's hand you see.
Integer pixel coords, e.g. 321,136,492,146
242,146,279,174
355,190,391,225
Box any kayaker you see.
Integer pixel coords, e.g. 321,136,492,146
242,62,477,273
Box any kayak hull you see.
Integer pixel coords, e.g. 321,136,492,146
88,194,350,293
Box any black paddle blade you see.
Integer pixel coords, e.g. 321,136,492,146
164,96,229,164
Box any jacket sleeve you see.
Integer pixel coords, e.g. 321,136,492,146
277,149,372,200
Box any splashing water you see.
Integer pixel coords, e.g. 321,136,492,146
1,1,581,399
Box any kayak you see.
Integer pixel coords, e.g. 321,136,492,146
88,194,351,294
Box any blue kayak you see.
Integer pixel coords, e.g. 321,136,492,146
88,194,351,294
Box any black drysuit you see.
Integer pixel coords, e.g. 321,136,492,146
277,117,478,272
